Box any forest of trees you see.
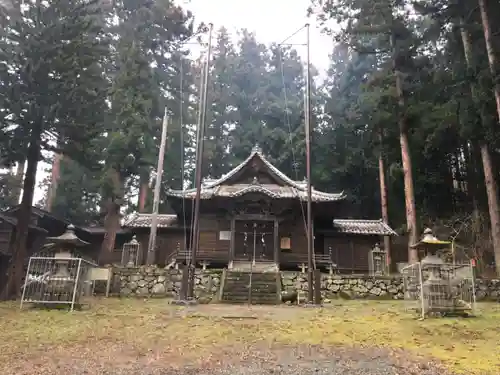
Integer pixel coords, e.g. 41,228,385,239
2,0,500,296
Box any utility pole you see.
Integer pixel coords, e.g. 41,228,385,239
146,107,169,265
186,23,214,300
304,23,315,304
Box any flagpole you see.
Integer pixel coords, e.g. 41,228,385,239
146,108,169,265
304,23,315,304
186,23,214,300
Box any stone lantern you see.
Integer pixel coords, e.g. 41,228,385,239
411,228,451,261
122,235,140,267
369,243,388,276
44,224,89,297
411,228,454,314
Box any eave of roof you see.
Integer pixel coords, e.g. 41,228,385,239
165,146,345,202
122,213,179,228
332,219,397,236
3,205,70,224
0,213,48,233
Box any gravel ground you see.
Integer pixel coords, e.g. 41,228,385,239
6,345,456,375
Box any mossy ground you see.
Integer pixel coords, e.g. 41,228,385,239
1,299,498,374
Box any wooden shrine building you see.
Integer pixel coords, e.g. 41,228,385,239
1,206,131,265
123,146,397,273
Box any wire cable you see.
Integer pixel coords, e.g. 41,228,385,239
179,56,188,255
277,43,309,263
188,49,208,266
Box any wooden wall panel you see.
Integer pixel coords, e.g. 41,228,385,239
199,231,217,252
324,235,377,274
290,218,307,254
156,232,183,266
0,222,12,256
217,218,231,252
199,216,218,231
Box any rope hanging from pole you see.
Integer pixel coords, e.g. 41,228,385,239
188,49,206,269
187,23,214,300
179,55,188,256
277,47,308,247
278,25,317,280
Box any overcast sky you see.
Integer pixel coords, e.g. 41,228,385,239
31,0,335,204
180,0,334,73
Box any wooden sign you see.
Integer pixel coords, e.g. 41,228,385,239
219,231,231,241
280,237,291,250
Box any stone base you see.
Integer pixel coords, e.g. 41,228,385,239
170,299,198,306
303,303,323,308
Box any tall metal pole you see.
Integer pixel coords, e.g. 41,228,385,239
187,23,213,299
189,55,206,259
304,23,314,304
147,107,169,265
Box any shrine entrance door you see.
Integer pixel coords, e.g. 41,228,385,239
234,220,275,262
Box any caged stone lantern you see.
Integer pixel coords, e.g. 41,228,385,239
410,228,456,315
411,228,451,263
369,243,388,276
121,235,140,267
43,224,90,299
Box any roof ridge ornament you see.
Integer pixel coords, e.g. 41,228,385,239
252,144,262,154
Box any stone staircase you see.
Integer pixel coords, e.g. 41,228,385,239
219,268,281,305
230,260,278,272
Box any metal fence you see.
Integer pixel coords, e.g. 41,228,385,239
20,256,98,311
401,261,476,319
121,236,141,266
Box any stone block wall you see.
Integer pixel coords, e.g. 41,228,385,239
111,267,499,302
475,278,500,301
112,266,222,302
281,272,500,302
281,272,405,301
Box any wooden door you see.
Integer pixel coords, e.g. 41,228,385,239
234,220,274,261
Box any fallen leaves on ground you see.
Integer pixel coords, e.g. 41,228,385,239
0,299,498,374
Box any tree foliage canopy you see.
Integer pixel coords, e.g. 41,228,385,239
2,0,500,272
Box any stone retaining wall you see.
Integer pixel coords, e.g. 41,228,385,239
112,266,222,303
111,267,500,302
281,272,404,301
282,272,500,301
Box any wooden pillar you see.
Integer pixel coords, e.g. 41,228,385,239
350,240,355,274
314,269,321,304
274,219,279,265
229,218,235,264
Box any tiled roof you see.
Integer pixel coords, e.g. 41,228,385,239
122,213,178,228
0,213,47,233
78,226,129,235
166,146,345,202
333,219,397,236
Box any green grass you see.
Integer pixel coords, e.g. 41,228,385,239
0,299,499,374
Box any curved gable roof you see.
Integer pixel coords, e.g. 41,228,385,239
165,145,346,202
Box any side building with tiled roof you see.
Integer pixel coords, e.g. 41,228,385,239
123,145,397,273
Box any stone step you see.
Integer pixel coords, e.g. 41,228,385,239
224,284,278,293
225,281,277,287
221,298,278,304
220,299,278,305
231,261,278,273
225,273,278,281
220,270,280,305
224,290,278,295
224,281,277,286
224,280,277,286
221,294,279,303
222,294,278,303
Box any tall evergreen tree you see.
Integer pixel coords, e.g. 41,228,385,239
0,0,110,298
99,0,194,257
